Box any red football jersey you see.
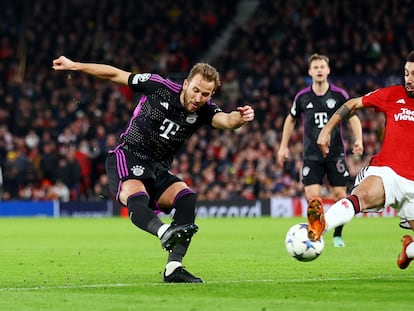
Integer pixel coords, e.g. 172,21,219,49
362,85,414,181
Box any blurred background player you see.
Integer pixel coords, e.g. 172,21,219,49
278,53,363,247
52,55,255,282
311,50,414,269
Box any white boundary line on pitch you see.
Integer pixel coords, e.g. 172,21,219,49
1,275,412,292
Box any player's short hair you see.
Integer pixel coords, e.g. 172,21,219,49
187,63,221,91
308,53,329,67
406,51,414,62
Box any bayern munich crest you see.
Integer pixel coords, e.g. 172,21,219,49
131,165,145,176
186,114,197,124
326,98,336,109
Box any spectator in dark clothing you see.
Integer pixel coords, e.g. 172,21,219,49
39,141,59,182
53,150,82,200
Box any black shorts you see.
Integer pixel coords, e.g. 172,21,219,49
105,147,181,203
301,158,351,187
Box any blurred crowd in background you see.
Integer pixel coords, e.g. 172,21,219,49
1,0,413,202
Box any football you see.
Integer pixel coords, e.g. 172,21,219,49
285,223,324,262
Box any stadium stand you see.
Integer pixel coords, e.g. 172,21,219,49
1,0,413,201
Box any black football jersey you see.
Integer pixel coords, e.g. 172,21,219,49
119,73,221,167
290,84,349,160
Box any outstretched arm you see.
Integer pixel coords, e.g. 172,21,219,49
211,105,254,129
52,55,131,85
317,97,364,157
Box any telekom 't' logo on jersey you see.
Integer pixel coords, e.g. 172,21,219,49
160,118,180,139
314,112,328,128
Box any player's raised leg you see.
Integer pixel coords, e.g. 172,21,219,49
307,197,326,241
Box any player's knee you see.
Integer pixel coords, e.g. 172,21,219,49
118,180,146,205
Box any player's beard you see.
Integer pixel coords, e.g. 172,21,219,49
181,89,191,112
405,81,414,98
406,89,414,98
182,90,199,113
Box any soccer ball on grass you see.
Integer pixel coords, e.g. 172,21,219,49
285,223,324,262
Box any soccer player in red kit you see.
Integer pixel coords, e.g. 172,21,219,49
307,51,414,269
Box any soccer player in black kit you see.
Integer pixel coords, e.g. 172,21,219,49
52,55,255,283
277,53,363,248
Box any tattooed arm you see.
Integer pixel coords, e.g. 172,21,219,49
317,97,364,157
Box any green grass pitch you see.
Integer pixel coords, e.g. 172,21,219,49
0,216,412,310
